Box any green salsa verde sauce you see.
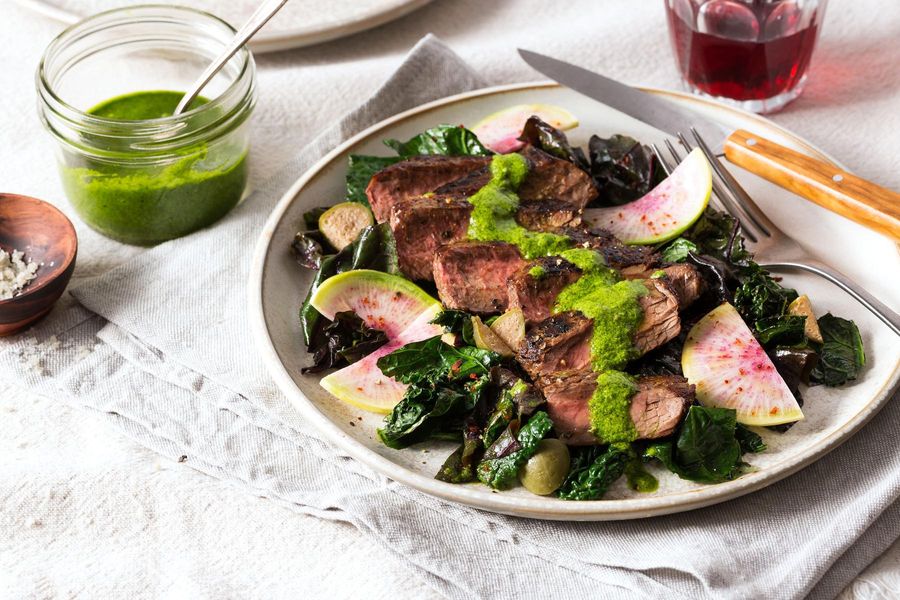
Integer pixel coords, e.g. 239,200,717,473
551,251,647,444
60,90,248,245
467,154,571,259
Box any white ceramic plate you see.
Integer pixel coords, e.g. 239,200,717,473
13,0,433,53
250,83,900,520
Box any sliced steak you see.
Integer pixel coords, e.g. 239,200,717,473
515,200,582,232
542,372,694,445
566,227,659,270
629,375,695,438
389,196,472,280
434,146,597,210
634,280,681,355
658,263,705,309
433,166,490,197
517,280,680,381
517,311,594,382
517,146,597,209
621,263,705,310
366,155,491,222
507,257,581,324
433,242,525,313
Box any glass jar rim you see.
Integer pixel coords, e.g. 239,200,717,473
36,4,254,149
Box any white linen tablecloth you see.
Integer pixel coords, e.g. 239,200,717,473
2,1,899,598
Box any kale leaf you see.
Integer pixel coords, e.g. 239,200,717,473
733,263,799,346
754,314,807,347
810,314,866,387
476,411,552,489
681,207,751,265
643,405,744,484
384,124,492,158
557,444,630,501
588,134,665,206
301,311,389,374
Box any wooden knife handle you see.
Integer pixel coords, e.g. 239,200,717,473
723,129,900,242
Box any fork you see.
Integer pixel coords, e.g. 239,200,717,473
651,128,900,337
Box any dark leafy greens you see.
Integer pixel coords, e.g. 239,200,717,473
588,134,666,206
301,311,389,374
476,411,552,489
644,406,747,484
346,155,401,205
430,309,476,346
557,444,630,501
518,116,588,168
299,223,400,347
385,124,492,158
376,336,502,449
810,314,866,386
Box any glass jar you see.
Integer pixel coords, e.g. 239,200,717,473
37,5,257,245
665,0,827,113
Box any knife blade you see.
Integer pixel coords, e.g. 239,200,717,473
517,48,900,242
518,48,730,152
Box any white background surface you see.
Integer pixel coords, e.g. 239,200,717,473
2,1,899,598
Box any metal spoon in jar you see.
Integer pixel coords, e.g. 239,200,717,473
174,0,290,116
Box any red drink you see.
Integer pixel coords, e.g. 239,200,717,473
665,0,826,113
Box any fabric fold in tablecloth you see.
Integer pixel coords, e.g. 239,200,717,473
2,34,899,600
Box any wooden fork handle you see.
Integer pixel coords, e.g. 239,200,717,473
723,129,900,242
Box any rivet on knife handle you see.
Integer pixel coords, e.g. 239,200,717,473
723,129,900,242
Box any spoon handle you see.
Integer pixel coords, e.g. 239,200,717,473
174,0,289,115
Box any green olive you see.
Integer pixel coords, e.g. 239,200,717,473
518,439,571,496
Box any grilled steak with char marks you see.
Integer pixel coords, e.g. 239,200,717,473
390,196,472,280
366,156,491,222
507,257,581,323
517,312,594,381
620,263,705,309
541,371,694,445
432,242,525,313
566,227,658,270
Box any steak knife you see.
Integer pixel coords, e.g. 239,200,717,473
518,49,900,242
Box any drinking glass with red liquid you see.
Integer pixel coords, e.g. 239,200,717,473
665,0,827,113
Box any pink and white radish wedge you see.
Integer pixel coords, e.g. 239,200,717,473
682,303,803,426
310,270,443,413
584,147,712,245
472,104,578,154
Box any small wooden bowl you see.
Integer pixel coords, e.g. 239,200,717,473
0,194,78,336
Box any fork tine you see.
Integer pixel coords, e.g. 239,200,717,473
690,127,774,238
677,131,761,244
651,144,674,176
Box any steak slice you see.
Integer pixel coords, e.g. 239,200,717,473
542,371,694,445
566,227,659,270
518,312,594,381
517,281,681,381
634,280,681,355
515,200,582,232
366,156,491,222
389,196,472,280
433,146,597,211
517,146,597,209
507,257,581,324
433,242,525,313
621,263,705,310
629,375,695,439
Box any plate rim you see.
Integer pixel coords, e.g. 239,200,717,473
12,0,434,53
249,81,900,520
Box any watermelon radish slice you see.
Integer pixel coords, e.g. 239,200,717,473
682,303,803,426
583,147,712,245
310,270,443,413
472,104,578,154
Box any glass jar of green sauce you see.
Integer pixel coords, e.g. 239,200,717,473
37,6,256,245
